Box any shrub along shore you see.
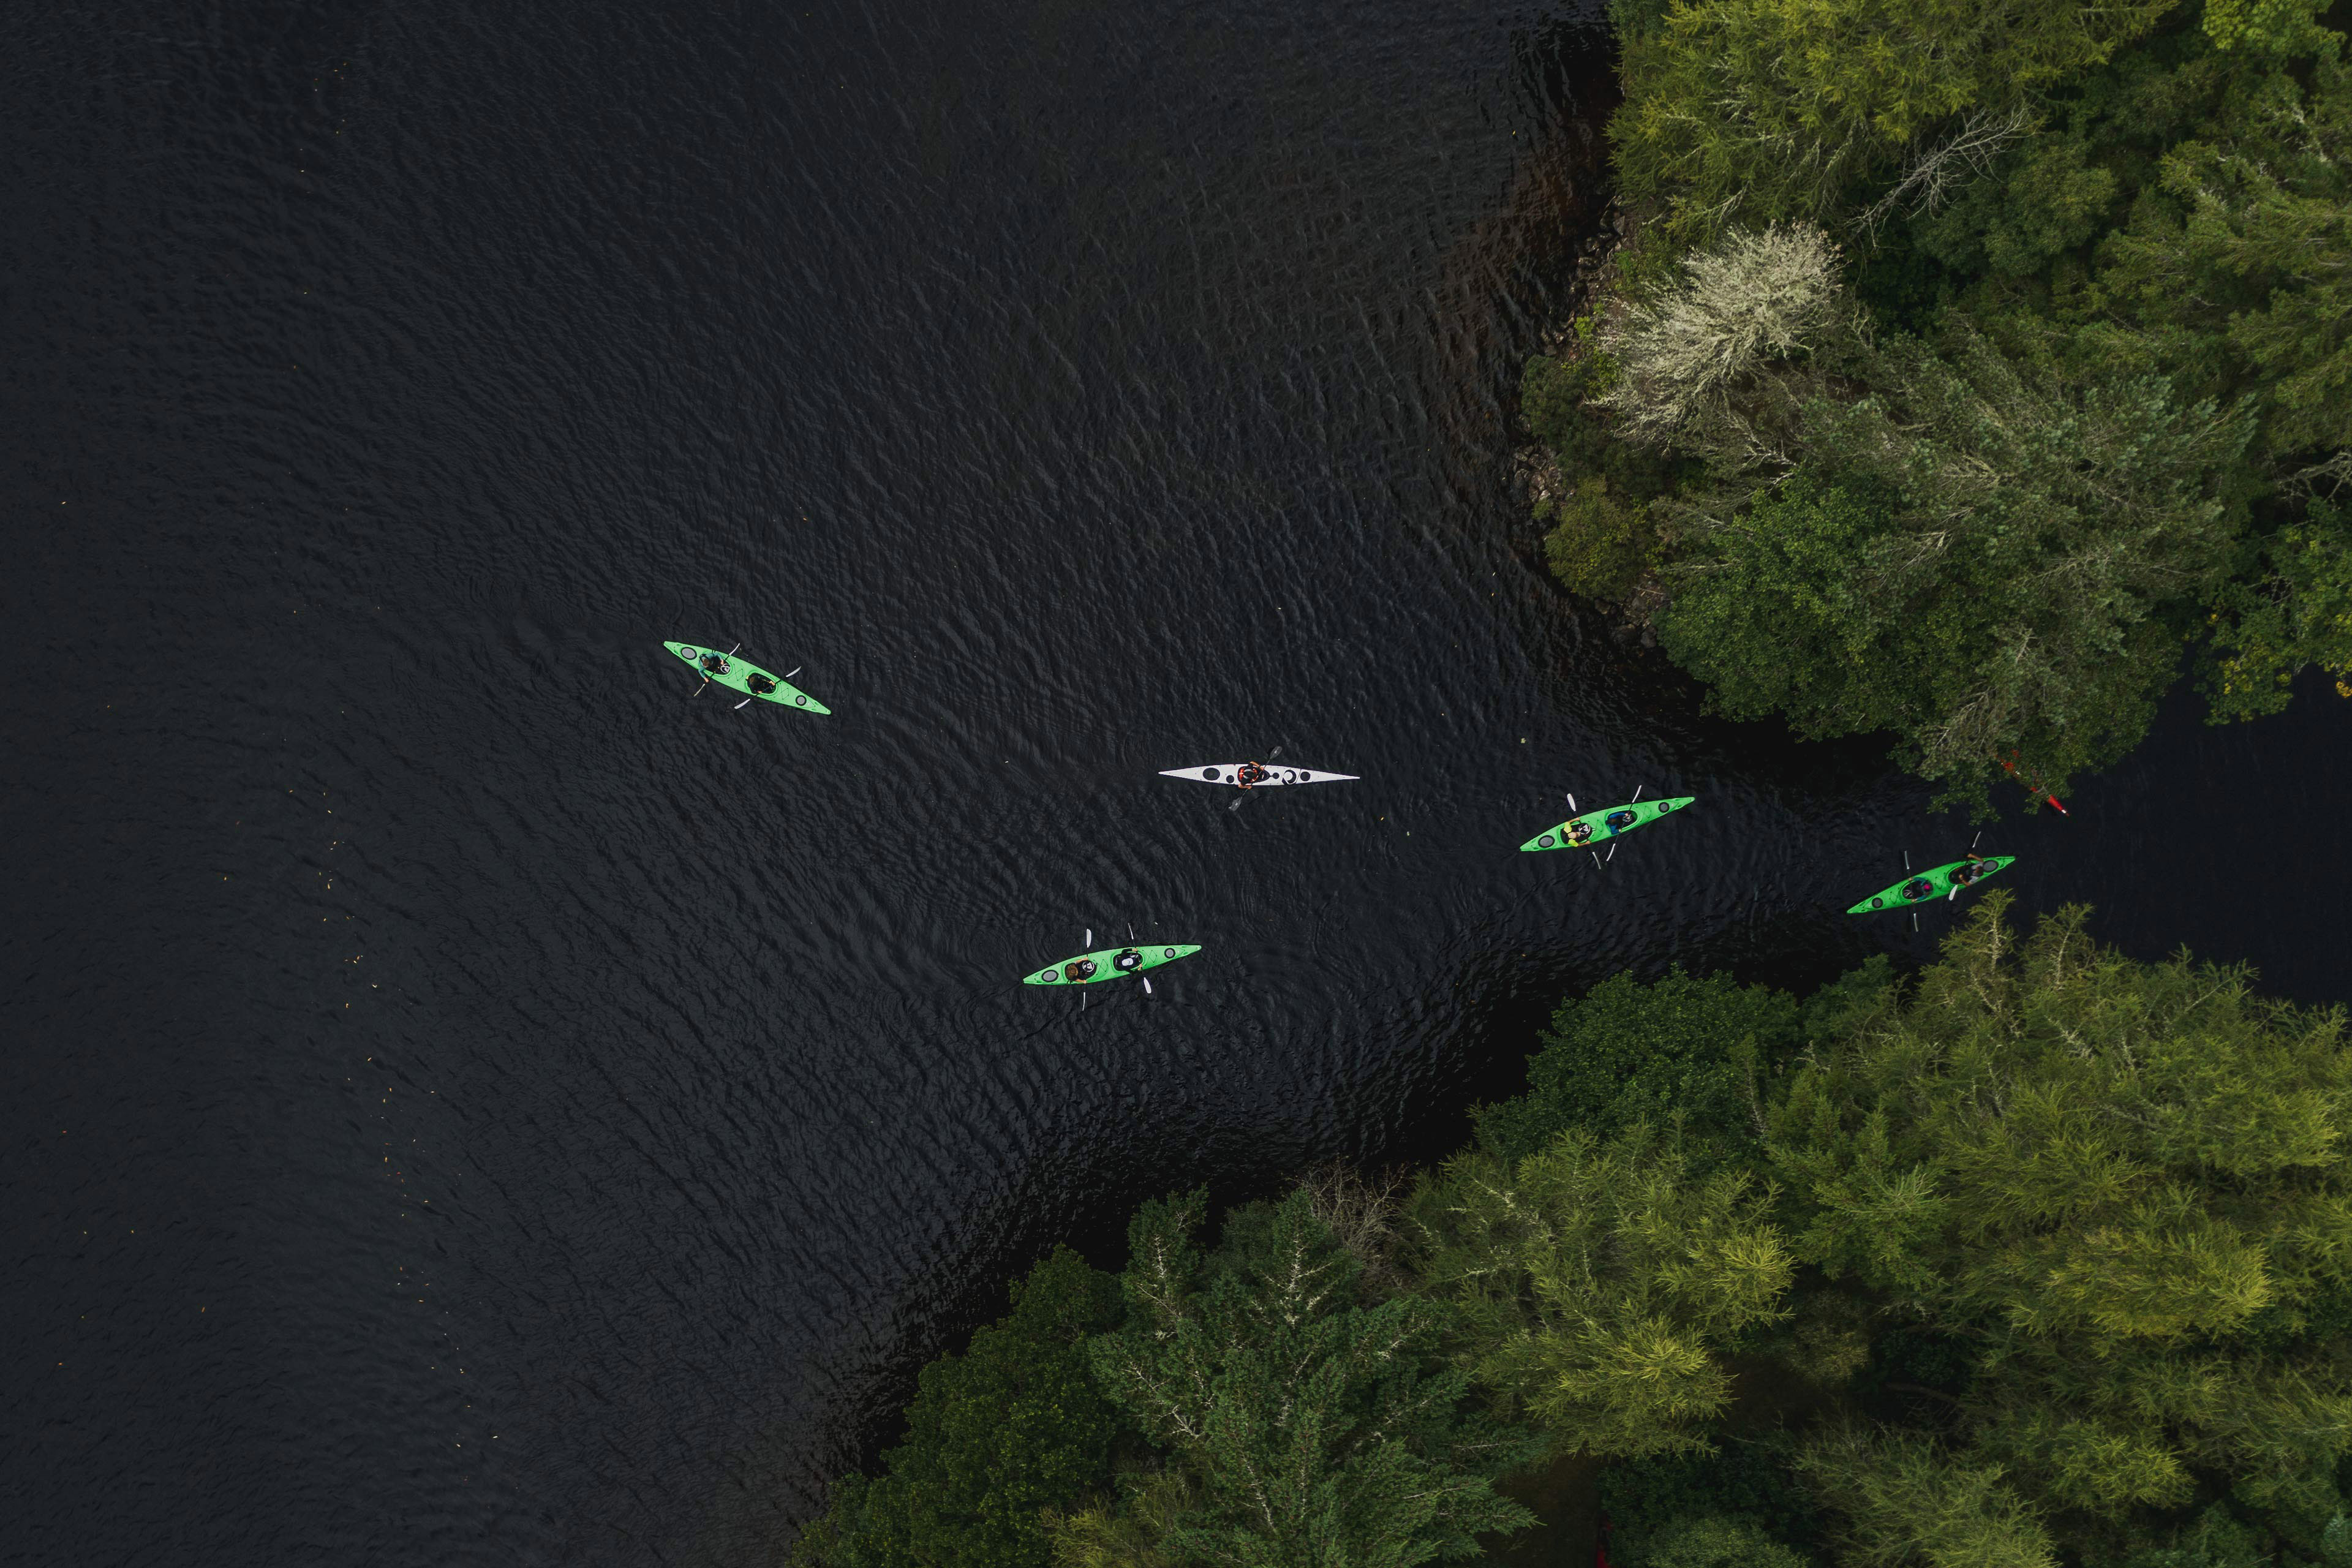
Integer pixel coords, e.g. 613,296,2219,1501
1525,0,2352,812
792,898,2352,1568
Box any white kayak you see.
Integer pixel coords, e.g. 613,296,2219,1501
1159,763,1359,788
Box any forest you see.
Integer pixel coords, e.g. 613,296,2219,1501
790,898,2352,1568
1525,0,2352,809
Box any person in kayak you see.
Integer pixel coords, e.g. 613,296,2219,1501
1566,818,1594,846
1605,809,1639,832
699,652,733,678
1901,876,1936,902
1113,949,1143,973
745,671,778,696
1237,761,1270,789
1063,957,1098,982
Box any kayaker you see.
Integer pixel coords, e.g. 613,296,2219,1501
1567,818,1594,845
700,652,732,678
745,671,778,695
1064,957,1098,982
1237,761,1269,788
1113,949,1142,973
1902,876,1936,902
1605,809,1638,832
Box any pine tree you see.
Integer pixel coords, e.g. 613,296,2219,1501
795,1248,1127,1568
1085,1190,1539,1567
1765,895,2352,1532
1405,1125,1793,1458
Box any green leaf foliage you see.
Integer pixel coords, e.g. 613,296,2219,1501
1405,1125,1793,1458
1765,895,2352,1532
2204,500,2352,719
796,1247,1128,1568
1645,1515,1818,1568
1544,477,1660,602
1472,967,1801,1166
1600,1443,1826,1568
1610,0,2173,245
1795,1428,2058,1568
1086,1189,1540,1567
1651,314,2255,808
1540,0,2352,797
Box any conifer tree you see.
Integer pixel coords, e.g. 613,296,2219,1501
795,1248,1127,1568
1405,1124,1793,1458
1765,895,2352,1537
1085,1189,1539,1567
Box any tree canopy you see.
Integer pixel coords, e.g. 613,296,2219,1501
795,1247,1127,1568
799,914,2352,1568
1526,0,2352,807
1073,1189,1540,1567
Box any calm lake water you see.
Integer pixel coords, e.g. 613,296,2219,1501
5,2,2346,1562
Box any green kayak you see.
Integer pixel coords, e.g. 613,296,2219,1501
1520,796,1694,853
1025,943,1202,986
1848,856,2015,914
663,641,830,714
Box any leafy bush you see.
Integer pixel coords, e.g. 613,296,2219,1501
796,1248,1126,1568
1543,477,1659,601
1474,967,1801,1166
2204,500,2352,719
1596,225,1848,449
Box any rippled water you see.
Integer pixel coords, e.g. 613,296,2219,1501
5,2,2346,1563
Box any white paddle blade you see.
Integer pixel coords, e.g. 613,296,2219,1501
784,666,801,678
1085,929,1092,948
734,698,752,709
1567,793,1577,812
1142,976,1153,994
1632,785,1644,802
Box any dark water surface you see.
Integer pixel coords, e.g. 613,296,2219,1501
4,2,2346,1563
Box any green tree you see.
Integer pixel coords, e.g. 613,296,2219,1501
796,1248,1127,1568
1473,967,1801,1166
1405,1125,1793,1458
1651,316,2255,809
2092,45,2352,458
1086,1189,1539,1567
1610,0,2172,244
1764,895,2352,1536
1794,1428,2057,1568
2204,500,2352,720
